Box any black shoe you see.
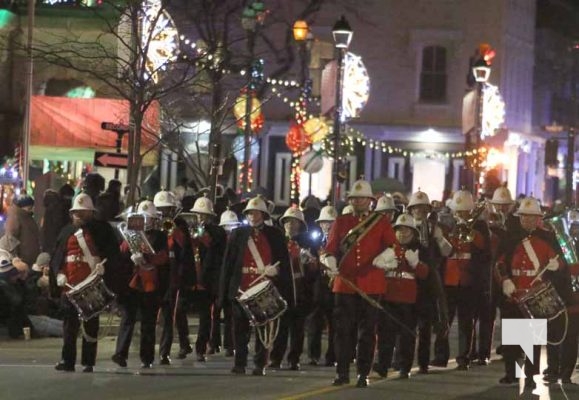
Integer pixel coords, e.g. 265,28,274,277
561,379,577,386
268,361,281,369
225,349,234,357
456,363,469,371
140,362,153,369
391,362,401,371
332,376,350,386
288,363,300,371
418,366,428,374
160,355,171,366
177,346,193,360
82,366,93,373
356,375,369,388
207,345,221,355
525,377,536,390
398,371,410,379
496,345,503,356
430,359,447,368
324,359,335,367
477,358,490,366
111,354,127,368
197,354,207,362
54,362,75,372
308,359,318,366
231,366,246,374
543,373,559,384
373,363,388,378
499,376,516,384
252,367,265,376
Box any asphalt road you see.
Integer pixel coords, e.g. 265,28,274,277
0,330,577,400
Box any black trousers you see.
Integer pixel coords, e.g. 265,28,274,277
270,307,307,365
501,301,541,379
114,290,159,364
159,288,191,357
307,296,335,364
375,301,417,373
433,286,476,365
231,301,268,369
61,297,99,367
196,290,219,356
471,288,496,361
334,293,379,378
222,301,234,352
546,310,579,381
416,303,433,369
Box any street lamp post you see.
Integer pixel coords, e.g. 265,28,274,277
331,15,353,206
471,59,491,195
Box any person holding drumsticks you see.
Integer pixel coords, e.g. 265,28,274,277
218,196,292,376
495,197,571,390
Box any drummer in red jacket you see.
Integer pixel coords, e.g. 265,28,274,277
320,179,396,388
495,197,569,390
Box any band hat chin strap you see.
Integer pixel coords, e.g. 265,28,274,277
522,237,541,272
247,236,266,272
74,229,99,272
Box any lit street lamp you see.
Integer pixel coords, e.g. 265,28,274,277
331,15,353,206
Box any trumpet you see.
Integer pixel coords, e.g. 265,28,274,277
161,217,176,235
455,201,487,243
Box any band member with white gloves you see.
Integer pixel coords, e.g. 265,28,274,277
495,197,571,390
112,200,169,369
373,214,429,379
374,194,398,222
50,193,121,373
269,206,316,370
153,190,194,364
321,179,396,388
307,205,338,367
218,196,292,376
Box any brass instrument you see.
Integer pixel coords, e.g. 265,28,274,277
161,217,176,235
455,201,487,243
118,220,156,255
177,212,199,238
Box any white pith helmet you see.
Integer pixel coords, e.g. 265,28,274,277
280,206,306,229
191,196,216,216
450,190,474,212
243,196,270,218
316,205,337,222
375,195,397,212
393,213,419,234
137,200,158,218
407,190,431,209
70,193,96,212
153,190,176,208
491,186,514,205
514,197,543,216
219,209,240,226
347,179,374,199
342,204,354,215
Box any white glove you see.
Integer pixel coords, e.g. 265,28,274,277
56,273,67,287
321,255,339,277
300,248,315,265
502,279,516,297
37,275,50,288
94,258,107,276
373,248,398,271
131,252,145,266
405,249,420,268
264,264,279,277
545,256,559,271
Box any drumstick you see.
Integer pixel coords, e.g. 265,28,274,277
530,255,558,286
248,261,280,287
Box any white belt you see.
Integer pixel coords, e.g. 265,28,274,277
66,255,86,263
385,271,415,280
242,267,259,274
512,269,536,277
449,252,471,260
169,251,175,259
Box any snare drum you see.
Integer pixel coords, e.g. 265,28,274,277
516,281,566,320
236,280,287,326
66,273,116,321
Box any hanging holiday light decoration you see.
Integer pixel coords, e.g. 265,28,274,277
303,117,330,143
285,123,311,153
299,149,324,174
232,135,260,161
342,52,370,121
233,91,264,134
481,83,505,138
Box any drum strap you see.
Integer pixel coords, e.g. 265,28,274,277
522,238,540,272
248,237,266,272
74,229,98,271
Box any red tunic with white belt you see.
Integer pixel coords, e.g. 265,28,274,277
240,229,272,292
383,242,429,304
443,229,486,287
325,212,396,295
62,230,98,289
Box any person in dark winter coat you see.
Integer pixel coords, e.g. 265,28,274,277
41,189,69,255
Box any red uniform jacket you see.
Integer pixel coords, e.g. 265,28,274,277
239,229,272,292
383,242,428,304
62,230,99,288
444,227,487,287
123,230,169,293
325,212,396,295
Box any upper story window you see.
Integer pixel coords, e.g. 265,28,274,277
419,46,447,103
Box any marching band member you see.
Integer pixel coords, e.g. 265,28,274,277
154,190,194,364
374,194,398,222
407,190,452,373
218,209,242,357
218,196,292,376
51,193,121,373
112,200,169,369
432,190,491,370
373,214,429,379
495,197,570,389
307,205,338,367
190,195,227,361
269,206,316,370
321,179,396,388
